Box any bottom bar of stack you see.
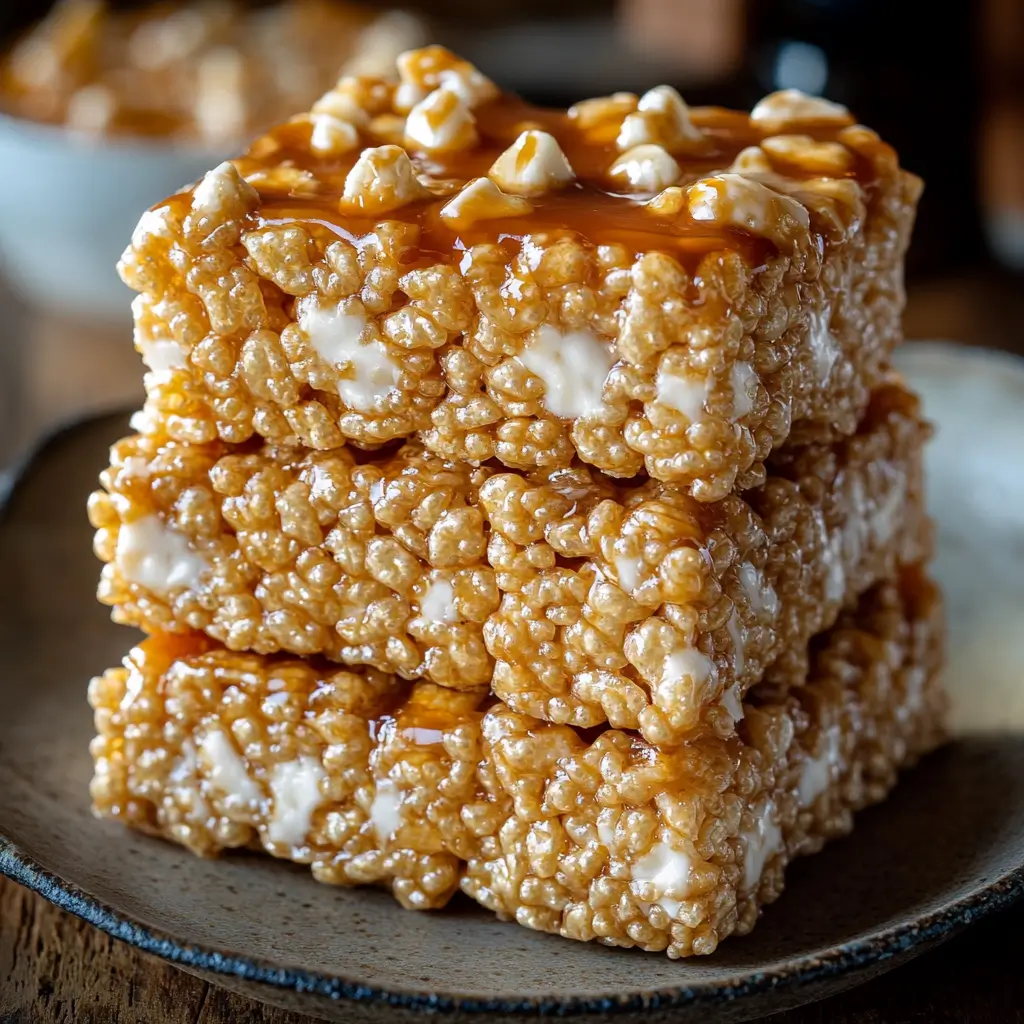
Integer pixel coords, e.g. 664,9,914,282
89,567,945,958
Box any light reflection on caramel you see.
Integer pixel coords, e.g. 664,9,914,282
198,93,892,269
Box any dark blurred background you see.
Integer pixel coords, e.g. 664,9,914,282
0,0,1021,463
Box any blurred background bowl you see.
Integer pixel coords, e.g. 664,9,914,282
0,111,226,323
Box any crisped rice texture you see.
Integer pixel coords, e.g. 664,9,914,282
89,568,946,955
466,566,946,956
90,440,500,688
485,380,930,745
88,633,498,909
119,47,920,500
90,379,930,743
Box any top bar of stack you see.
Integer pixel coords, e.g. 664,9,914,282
120,46,921,502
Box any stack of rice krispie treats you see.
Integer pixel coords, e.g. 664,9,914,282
88,47,945,958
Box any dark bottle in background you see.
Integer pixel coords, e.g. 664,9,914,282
744,0,985,279
495,0,987,279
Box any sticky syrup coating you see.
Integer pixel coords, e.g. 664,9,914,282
119,46,921,500
90,380,930,742
88,569,947,955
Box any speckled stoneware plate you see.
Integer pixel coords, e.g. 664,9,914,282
1,341,1023,1024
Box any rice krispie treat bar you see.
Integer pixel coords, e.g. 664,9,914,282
120,45,921,501
89,568,946,957
90,380,930,742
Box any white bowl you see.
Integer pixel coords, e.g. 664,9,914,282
0,112,229,322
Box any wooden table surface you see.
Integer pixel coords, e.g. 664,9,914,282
2,272,1023,1024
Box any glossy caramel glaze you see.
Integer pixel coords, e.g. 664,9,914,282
196,93,896,269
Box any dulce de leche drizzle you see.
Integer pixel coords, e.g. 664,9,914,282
168,61,898,272
136,631,216,675
369,685,490,749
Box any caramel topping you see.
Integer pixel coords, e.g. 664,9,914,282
135,632,215,675
186,49,894,272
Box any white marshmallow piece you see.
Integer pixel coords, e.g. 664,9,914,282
404,86,477,152
116,515,208,596
729,145,774,174
517,324,615,419
138,335,187,375
439,177,533,229
311,84,371,127
762,133,854,175
266,756,325,850
617,85,705,153
688,173,810,241
419,577,458,623
488,130,575,197
609,144,681,193
191,160,257,219
630,841,693,919
341,144,426,213
297,296,401,411
644,186,687,217
393,80,429,114
750,89,852,131
369,777,404,841
309,113,359,157
568,92,638,131
396,46,498,109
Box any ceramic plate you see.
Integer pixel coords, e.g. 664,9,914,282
1,341,1022,1024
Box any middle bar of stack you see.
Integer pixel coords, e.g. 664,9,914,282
90,379,928,747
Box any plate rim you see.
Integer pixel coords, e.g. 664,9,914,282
8,811,1024,1011
4,823,1023,1016
3,342,1024,1017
